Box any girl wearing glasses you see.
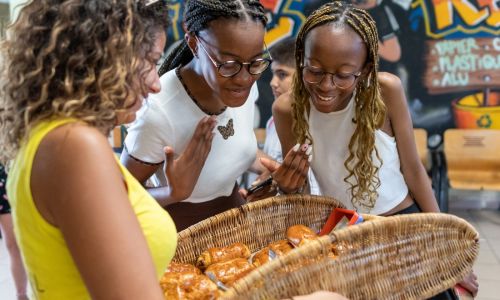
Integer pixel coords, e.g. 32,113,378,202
121,0,281,231
266,2,478,297
269,1,439,216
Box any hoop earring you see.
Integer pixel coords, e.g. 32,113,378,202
365,74,371,88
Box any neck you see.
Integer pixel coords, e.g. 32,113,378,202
179,63,227,115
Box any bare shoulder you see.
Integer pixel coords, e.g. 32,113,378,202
41,123,113,159
273,91,293,116
377,72,406,108
378,72,403,95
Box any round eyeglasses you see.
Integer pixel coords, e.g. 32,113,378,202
302,65,361,89
196,36,273,78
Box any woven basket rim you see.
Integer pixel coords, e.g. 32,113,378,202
177,194,347,239
223,212,479,300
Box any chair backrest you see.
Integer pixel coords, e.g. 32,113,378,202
413,128,429,171
443,129,500,190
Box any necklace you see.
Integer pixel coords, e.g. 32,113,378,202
175,67,227,116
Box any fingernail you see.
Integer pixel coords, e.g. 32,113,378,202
305,146,313,156
308,155,313,163
301,144,309,152
292,143,300,152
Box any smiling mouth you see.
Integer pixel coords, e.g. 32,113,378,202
229,88,249,96
317,94,334,102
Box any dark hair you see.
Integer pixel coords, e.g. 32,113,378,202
158,0,266,76
291,1,386,211
269,37,296,67
0,0,169,164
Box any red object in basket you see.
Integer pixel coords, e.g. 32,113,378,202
319,208,363,236
454,284,474,300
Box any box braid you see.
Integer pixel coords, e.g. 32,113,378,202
291,1,386,212
158,0,266,76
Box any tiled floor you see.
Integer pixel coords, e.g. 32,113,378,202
1,208,499,300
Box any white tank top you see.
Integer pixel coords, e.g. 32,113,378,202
309,95,409,214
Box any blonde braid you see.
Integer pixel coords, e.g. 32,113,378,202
292,1,386,211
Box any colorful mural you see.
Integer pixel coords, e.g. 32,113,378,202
165,0,500,133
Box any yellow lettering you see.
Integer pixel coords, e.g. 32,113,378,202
433,0,489,30
478,0,500,27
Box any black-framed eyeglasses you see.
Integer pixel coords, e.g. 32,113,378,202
196,36,273,78
301,65,362,89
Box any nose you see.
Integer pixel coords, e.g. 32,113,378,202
317,73,336,91
270,75,279,89
232,64,255,85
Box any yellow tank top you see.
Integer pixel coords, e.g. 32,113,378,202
7,119,177,300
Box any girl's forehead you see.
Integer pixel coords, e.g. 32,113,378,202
199,19,266,58
303,24,367,64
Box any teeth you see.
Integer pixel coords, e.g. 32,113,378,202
317,95,333,101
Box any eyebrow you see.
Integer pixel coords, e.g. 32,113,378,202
215,49,266,61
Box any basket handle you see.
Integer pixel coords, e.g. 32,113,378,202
318,208,364,236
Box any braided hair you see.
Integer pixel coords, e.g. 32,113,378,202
158,0,266,76
292,1,386,211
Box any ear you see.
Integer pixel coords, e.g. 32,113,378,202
185,32,198,58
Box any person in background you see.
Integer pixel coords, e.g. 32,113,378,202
121,0,276,231
264,2,478,298
1,1,176,299
0,164,28,300
264,36,320,195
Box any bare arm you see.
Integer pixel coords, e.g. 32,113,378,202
120,116,217,207
378,36,401,62
273,92,297,155
379,73,439,212
120,148,178,207
31,124,164,300
260,92,310,193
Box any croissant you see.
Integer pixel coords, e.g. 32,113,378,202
252,240,294,267
164,262,201,275
205,257,254,286
161,272,218,300
196,242,251,269
286,224,318,247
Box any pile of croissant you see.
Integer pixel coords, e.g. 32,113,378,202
160,224,339,299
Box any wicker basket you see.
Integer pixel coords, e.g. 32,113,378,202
172,195,479,299
223,213,479,300
174,194,358,264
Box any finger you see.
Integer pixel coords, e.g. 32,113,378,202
164,146,175,172
289,155,310,189
260,157,281,173
238,188,248,199
281,144,309,178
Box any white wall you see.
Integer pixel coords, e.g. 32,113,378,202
9,0,26,22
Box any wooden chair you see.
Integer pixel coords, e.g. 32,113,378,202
443,129,500,191
414,128,430,171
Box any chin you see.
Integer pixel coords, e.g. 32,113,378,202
223,91,250,107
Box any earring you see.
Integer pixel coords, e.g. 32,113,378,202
365,74,371,88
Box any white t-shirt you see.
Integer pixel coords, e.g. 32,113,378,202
309,96,408,214
124,69,258,203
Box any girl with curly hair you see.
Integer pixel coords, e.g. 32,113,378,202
1,0,176,299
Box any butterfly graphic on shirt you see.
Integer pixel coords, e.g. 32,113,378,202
217,118,234,140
